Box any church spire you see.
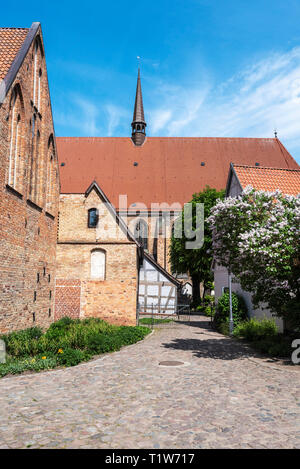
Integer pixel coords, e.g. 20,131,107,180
131,68,146,146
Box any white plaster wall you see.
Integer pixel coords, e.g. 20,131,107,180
214,264,283,332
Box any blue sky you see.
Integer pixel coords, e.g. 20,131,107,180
2,0,300,163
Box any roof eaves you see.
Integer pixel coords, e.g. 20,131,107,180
144,252,181,287
0,22,40,103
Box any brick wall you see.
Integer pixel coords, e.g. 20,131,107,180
0,26,59,332
55,190,138,326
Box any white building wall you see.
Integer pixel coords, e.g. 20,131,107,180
214,264,284,332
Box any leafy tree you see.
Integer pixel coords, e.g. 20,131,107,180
208,188,300,329
170,186,225,306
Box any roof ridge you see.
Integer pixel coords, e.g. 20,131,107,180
0,27,29,30
55,136,279,140
233,164,300,171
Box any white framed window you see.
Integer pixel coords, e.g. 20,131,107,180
90,250,106,280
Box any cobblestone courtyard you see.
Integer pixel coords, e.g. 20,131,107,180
0,316,299,449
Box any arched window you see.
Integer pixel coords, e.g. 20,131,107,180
32,37,44,110
8,85,24,192
37,69,42,111
33,41,38,106
46,135,55,213
88,208,99,228
29,114,36,199
134,219,148,250
90,250,106,279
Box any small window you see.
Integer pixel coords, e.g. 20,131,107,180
134,219,148,250
90,250,106,280
88,208,98,228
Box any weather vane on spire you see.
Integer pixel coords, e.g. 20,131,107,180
274,128,278,138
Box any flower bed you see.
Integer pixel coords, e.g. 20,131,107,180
0,317,151,377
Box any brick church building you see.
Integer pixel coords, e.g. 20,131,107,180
0,22,299,332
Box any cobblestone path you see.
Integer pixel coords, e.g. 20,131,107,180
0,316,299,449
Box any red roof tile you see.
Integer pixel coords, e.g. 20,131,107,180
56,137,299,209
0,28,29,80
233,164,300,196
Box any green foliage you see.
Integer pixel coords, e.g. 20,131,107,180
214,292,248,329
139,318,173,325
0,327,43,357
208,189,300,326
204,305,215,317
0,317,150,377
233,318,278,341
233,318,296,358
57,348,89,367
0,355,58,377
170,186,225,303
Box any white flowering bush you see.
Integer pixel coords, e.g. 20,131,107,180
208,187,300,328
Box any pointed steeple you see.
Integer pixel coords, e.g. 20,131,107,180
131,68,146,146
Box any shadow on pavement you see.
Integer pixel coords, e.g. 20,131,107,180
162,336,256,361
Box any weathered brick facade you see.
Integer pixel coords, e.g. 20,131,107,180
55,187,138,326
0,25,59,332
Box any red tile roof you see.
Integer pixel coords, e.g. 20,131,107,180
0,28,29,80
56,137,299,209
233,164,300,196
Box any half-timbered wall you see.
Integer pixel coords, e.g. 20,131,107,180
138,258,178,314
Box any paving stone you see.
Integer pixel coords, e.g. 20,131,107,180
0,315,299,449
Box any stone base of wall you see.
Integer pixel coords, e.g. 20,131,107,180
54,278,136,326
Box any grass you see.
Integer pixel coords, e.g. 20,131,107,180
139,318,174,325
0,317,151,377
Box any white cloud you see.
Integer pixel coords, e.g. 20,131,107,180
149,47,300,161
105,104,130,137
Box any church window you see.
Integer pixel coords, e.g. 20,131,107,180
88,208,98,228
37,69,42,111
90,250,106,280
8,86,24,192
134,219,148,250
33,41,38,106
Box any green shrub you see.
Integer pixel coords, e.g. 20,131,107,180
0,327,43,357
204,295,214,305
0,317,151,377
57,348,89,367
215,292,248,330
204,305,215,317
250,335,292,358
0,355,58,377
218,320,229,335
233,318,278,341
